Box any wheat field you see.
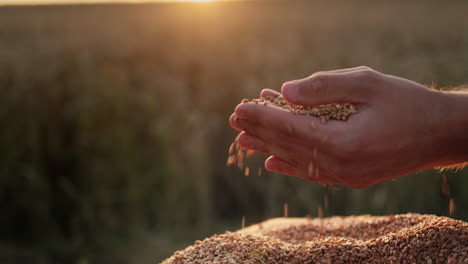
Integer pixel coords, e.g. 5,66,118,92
0,0,467,263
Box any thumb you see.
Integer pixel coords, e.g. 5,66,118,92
281,70,375,106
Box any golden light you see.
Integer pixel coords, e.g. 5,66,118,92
0,0,229,6
179,0,218,2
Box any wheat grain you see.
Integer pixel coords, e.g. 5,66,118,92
163,214,468,264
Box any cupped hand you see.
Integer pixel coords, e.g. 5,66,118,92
230,66,457,188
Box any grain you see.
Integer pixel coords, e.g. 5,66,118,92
228,143,235,155
163,214,468,264
227,141,241,167
441,175,456,216
318,206,324,235
236,148,244,169
450,199,456,215
227,95,356,174
246,94,357,123
442,175,451,196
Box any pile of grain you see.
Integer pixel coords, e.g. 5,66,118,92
243,95,357,122
163,214,468,264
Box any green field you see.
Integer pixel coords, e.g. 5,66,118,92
0,0,467,263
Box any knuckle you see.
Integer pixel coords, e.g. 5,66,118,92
358,68,376,78
355,68,380,81
356,65,372,71
353,69,382,90
311,70,325,77
303,74,329,97
281,82,290,91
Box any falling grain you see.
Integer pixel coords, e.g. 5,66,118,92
442,175,450,196
227,95,356,176
284,203,289,217
449,199,456,215
246,149,255,157
228,142,235,155
318,206,324,235
226,156,235,166
236,149,244,169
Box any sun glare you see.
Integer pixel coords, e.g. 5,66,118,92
181,0,217,2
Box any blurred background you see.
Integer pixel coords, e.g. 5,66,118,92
0,0,467,263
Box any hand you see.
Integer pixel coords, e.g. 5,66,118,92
229,66,468,188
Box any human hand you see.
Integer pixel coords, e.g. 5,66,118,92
230,66,467,188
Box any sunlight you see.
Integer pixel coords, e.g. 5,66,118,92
0,0,229,6
183,0,217,2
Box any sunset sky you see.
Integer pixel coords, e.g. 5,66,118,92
0,0,228,5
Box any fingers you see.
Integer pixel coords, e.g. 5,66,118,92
234,102,328,144
232,115,280,143
260,88,280,98
236,132,270,155
281,68,380,106
229,113,243,131
264,156,337,184
236,131,324,168
236,130,340,182
265,156,297,176
232,117,303,162
260,67,371,101
233,125,341,184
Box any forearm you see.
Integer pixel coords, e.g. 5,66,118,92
437,89,468,165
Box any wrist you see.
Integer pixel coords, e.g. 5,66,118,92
434,90,468,165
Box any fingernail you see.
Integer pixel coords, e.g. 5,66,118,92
282,81,300,100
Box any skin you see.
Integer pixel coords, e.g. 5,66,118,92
229,66,468,188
